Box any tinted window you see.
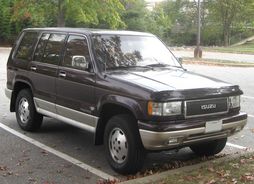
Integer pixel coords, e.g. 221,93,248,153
41,34,66,65
15,32,39,60
34,33,50,61
63,35,91,70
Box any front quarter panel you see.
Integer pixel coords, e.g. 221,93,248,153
97,94,146,120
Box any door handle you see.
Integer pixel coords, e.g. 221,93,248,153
59,71,66,78
30,66,37,71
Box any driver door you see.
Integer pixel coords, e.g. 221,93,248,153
56,34,97,130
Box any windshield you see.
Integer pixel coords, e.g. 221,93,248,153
92,34,181,70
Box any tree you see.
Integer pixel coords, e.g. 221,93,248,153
159,0,197,45
11,0,126,29
207,0,254,46
12,0,56,28
0,0,12,42
121,0,148,31
145,5,171,40
1,0,128,44
55,0,126,28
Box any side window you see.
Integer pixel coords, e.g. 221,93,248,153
15,32,39,60
41,33,66,65
33,33,50,61
63,35,91,70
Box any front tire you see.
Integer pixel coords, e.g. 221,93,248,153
104,114,146,174
190,138,227,156
15,89,43,131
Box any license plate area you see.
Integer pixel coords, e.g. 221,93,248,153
205,120,222,133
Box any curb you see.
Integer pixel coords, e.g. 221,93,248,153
0,47,11,50
120,151,253,184
183,60,254,67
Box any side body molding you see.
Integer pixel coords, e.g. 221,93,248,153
34,98,98,133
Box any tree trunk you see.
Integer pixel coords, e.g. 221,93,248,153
57,0,65,27
223,25,230,47
223,31,229,47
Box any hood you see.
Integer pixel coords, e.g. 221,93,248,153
108,67,231,92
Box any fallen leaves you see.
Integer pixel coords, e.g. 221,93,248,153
241,173,254,182
0,165,7,171
43,181,56,184
0,165,15,177
206,179,216,184
231,178,238,184
2,171,13,177
184,175,195,181
207,167,215,172
240,159,246,164
41,150,49,156
96,179,119,184
231,163,240,169
28,177,36,182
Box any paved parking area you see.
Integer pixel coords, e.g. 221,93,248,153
0,48,253,183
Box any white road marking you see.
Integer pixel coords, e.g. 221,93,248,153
242,95,254,100
226,142,248,150
248,114,254,118
0,122,116,181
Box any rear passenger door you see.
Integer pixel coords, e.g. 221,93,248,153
56,34,97,130
29,33,66,113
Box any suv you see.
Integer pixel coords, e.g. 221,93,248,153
5,28,247,174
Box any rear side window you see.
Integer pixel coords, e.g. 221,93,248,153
62,35,91,70
34,33,66,65
15,32,39,60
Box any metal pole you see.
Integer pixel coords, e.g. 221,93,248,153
194,0,202,58
197,0,201,49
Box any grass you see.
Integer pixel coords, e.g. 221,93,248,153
204,42,254,54
160,153,254,184
182,58,254,67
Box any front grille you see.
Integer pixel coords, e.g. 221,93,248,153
185,97,228,118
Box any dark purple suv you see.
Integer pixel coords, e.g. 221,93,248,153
5,28,247,174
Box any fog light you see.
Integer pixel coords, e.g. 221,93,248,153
235,126,242,132
168,138,179,144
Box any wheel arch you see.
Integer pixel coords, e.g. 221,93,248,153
94,97,143,145
10,80,33,112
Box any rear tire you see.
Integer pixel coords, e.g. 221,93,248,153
15,89,43,131
190,138,227,156
104,114,146,174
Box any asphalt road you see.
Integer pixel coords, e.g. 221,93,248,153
173,50,254,63
0,48,253,183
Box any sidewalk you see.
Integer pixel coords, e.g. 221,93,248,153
172,50,254,63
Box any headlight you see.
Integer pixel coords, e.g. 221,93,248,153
229,96,240,108
148,101,182,116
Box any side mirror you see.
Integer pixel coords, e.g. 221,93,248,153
177,57,183,64
72,55,89,70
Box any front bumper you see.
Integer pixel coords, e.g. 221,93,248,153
139,112,247,150
5,88,12,99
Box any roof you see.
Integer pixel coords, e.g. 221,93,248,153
23,27,154,36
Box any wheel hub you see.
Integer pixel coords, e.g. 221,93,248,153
109,128,128,164
18,97,30,124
